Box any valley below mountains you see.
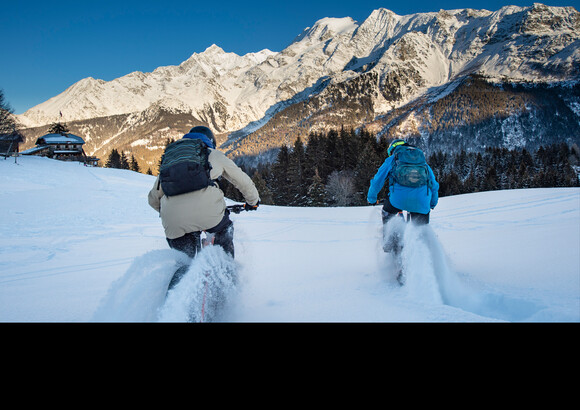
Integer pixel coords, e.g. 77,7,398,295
16,3,580,173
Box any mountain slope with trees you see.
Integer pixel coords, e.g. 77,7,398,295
224,128,580,206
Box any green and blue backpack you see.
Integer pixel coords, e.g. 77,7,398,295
158,138,213,196
390,145,429,188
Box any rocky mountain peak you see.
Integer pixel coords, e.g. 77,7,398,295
15,4,579,171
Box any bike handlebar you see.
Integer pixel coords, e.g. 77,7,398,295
226,204,253,214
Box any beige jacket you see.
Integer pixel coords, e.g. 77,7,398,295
148,148,260,239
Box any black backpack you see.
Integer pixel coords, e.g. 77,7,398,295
158,138,213,196
390,145,429,188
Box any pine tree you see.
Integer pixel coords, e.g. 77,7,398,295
442,170,462,196
464,171,477,193
482,166,498,191
47,122,69,135
473,153,486,187
570,144,580,167
354,142,382,204
518,160,532,188
130,155,140,172
306,168,327,206
287,137,307,205
454,149,469,179
427,151,447,182
304,132,326,181
105,149,122,168
252,170,273,205
270,145,292,205
324,129,339,177
120,151,130,170
0,89,16,135
339,126,360,171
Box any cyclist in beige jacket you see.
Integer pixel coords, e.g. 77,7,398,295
148,126,260,259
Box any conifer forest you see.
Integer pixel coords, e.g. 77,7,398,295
104,127,580,207
220,128,580,207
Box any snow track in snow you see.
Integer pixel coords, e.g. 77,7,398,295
159,246,238,323
390,222,552,322
91,249,184,322
91,246,239,323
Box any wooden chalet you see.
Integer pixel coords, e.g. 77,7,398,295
21,132,99,166
0,131,24,158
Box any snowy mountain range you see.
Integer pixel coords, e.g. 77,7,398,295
16,3,580,171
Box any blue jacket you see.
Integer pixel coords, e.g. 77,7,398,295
367,154,439,214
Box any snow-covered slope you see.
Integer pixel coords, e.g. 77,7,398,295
1,156,578,322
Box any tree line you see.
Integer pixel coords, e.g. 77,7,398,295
103,128,580,206
222,127,388,206
222,128,580,206
431,143,580,197
104,148,146,173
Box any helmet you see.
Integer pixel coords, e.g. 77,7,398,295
189,126,216,148
387,139,406,157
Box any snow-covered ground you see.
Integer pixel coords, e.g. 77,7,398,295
1,156,578,322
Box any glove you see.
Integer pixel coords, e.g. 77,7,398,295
244,201,259,211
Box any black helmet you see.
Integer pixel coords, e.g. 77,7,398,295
189,126,216,148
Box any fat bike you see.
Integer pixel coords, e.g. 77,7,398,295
166,204,249,322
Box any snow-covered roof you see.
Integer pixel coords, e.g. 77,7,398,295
35,133,85,145
21,146,49,155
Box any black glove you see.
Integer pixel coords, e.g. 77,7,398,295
244,201,259,211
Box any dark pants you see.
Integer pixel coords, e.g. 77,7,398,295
382,195,430,225
381,196,429,253
166,211,235,259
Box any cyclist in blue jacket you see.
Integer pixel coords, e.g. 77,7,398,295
367,139,439,250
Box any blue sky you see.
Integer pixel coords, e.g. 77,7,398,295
2,0,577,114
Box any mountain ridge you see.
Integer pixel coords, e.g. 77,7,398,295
15,3,580,171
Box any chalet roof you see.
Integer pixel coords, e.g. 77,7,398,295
35,133,85,145
20,146,48,155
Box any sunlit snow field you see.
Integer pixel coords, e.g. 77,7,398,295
1,156,578,322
